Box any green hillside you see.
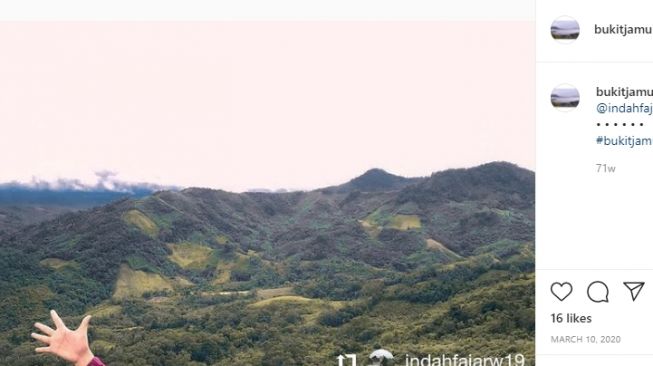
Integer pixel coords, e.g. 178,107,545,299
0,162,534,365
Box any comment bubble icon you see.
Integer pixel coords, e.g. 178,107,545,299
587,281,610,303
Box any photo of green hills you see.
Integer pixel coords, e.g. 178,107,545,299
0,162,534,365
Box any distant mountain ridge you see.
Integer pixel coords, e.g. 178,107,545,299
399,162,534,205
0,177,171,205
0,186,155,206
1,160,533,287
0,177,173,234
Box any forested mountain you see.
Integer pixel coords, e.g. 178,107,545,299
0,162,535,365
323,168,422,193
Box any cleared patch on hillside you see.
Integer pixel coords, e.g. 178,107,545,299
359,218,382,238
426,239,461,258
211,252,258,285
167,242,214,269
250,295,314,307
123,210,158,237
213,266,232,285
252,296,349,325
250,295,348,323
257,287,294,299
39,258,75,270
360,209,385,237
212,256,246,285
113,264,173,299
388,214,421,230
361,212,421,235
147,296,171,304
174,276,195,287
88,304,122,318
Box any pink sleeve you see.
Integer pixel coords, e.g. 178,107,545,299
88,357,106,366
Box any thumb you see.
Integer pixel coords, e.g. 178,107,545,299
78,315,92,332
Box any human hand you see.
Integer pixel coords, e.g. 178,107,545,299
32,310,95,366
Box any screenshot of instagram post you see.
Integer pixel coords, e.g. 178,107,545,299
0,1,544,365
538,0,653,365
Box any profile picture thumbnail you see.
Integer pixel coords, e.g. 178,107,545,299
551,16,580,41
550,84,580,110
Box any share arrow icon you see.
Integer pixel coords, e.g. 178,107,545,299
623,282,645,301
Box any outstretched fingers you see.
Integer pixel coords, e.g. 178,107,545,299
35,346,51,354
78,315,92,332
34,322,54,336
50,309,66,330
30,332,50,344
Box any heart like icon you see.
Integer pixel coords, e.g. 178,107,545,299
551,282,573,302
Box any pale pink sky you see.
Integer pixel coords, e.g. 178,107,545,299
0,22,533,191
